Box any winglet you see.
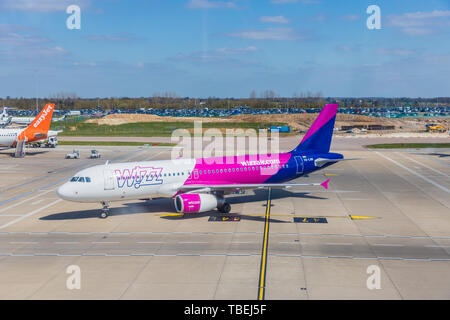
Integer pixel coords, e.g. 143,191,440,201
321,179,330,190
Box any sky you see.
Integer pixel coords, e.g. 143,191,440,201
0,0,449,98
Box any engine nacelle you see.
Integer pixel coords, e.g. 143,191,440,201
174,193,221,213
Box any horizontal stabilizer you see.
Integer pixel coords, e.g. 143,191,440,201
314,158,361,167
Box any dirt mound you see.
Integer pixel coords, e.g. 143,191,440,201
85,114,233,125
85,113,447,133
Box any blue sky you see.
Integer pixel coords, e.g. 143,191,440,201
0,0,449,98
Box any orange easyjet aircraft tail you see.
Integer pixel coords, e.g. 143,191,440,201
18,103,55,142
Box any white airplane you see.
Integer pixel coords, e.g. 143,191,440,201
0,108,12,127
0,103,55,157
12,114,65,125
57,104,344,219
11,116,35,125
52,115,66,122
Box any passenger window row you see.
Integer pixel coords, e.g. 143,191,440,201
196,164,288,175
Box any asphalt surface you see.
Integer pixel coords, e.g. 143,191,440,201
0,141,449,299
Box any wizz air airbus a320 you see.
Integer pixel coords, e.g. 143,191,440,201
57,104,344,218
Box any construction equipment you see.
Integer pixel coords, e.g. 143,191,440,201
426,124,446,133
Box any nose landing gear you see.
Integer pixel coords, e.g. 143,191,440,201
100,201,110,219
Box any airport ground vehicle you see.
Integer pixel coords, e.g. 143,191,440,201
57,104,345,218
90,149,101,159
65,149,80,159
30,137,58,148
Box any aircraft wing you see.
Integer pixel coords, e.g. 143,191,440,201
178,179,330,193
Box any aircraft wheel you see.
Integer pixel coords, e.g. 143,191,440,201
100,210,108,219
219,202,231,214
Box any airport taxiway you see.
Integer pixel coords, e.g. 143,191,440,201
0,143,449,299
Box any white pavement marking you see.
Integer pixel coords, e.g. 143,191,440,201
0,190,54,214
325,242,353,246
138,241,164,244
91,242,120,244
278,241,304,245
373,243,404,247
397,152,450,179
10,242,38,244
376,151,450,194
54,242,80,244
143,150,168,161
178,241,208,244
0,199,62,230
426,245,450,248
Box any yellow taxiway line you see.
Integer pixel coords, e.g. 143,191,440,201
159,213,378,220
258,187,272,300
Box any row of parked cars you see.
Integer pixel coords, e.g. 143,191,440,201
7,104,450,119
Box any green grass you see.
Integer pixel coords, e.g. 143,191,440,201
366,143,450,149
53,121,289,137
58,141,176,147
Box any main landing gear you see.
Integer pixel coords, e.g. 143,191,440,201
100,201,110,219
218,202,231,214
214,192,231,214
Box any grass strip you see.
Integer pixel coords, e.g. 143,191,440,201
58,141,176,147
366,143,450,149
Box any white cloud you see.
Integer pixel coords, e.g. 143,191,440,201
271,0,298,3
340,14,361,21
335,45,357,52
73,62,97,67
226,28,306,41
271,0,319,4
0,23,68,63
187,0,236,9
86,33,142,42
260,16,290,24
0,25,48,47
171,46,260,67
0,0,90,12
376,48,416,56
386,10,450,35
215,46,259,55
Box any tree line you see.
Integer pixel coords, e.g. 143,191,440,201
1,95,448,110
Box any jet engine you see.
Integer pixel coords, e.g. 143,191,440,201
174,193,223,213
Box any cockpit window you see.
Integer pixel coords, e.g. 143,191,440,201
70,176,91,182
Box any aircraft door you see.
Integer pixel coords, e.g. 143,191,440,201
294,156,304,174
104,170,115,190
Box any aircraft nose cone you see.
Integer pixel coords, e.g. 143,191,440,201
56,183,73,201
